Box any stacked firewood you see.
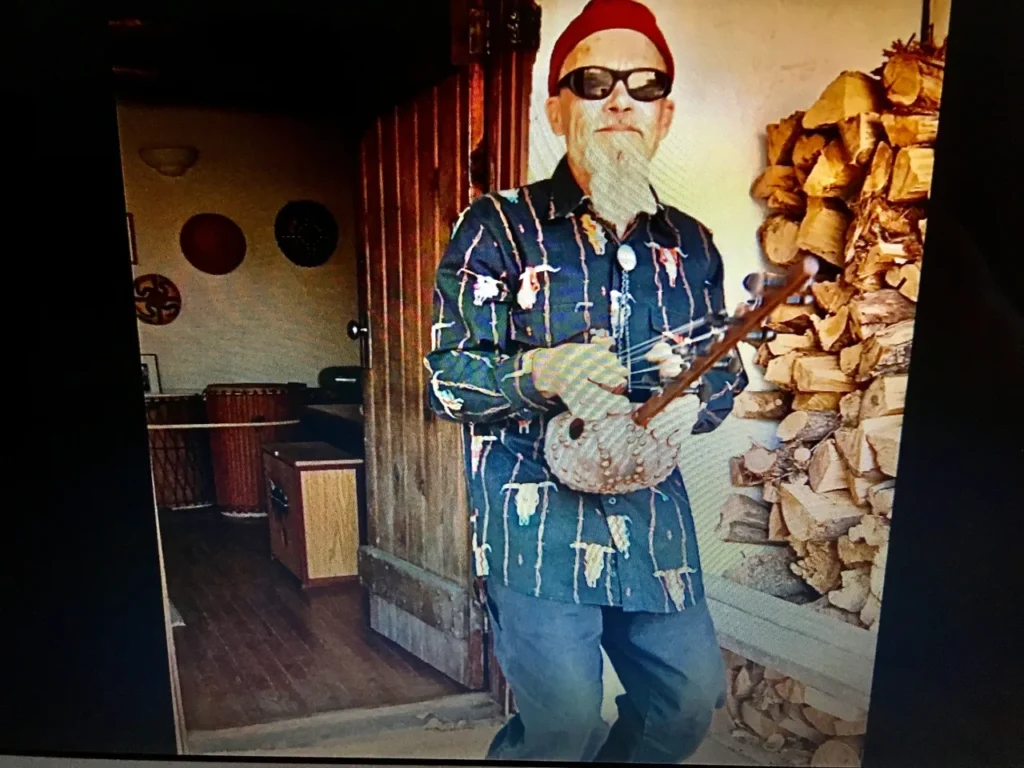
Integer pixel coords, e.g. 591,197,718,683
718,34,945,633
721,650,868,767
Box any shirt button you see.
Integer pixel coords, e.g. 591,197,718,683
625,587,632,598
616,244,637,272
607,497,617,506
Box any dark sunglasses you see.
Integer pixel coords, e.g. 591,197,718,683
557,66,673,102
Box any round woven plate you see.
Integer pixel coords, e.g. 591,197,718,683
274,200,338,268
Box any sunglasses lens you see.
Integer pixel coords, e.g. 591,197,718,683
626,70,670,101
577,68,615,99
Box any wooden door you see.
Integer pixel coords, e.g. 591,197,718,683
354,0,540,691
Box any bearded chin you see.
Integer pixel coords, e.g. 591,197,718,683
580,133,655,229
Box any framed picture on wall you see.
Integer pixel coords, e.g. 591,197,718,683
127,212,139,265
140,353,162,395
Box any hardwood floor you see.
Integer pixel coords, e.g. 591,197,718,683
161,510,464,732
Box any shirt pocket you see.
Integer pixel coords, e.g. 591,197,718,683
510,301,593,348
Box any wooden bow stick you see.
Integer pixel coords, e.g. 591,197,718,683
568,256,819,439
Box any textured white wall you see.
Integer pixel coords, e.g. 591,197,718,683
118,103,362,393
528,0,924,577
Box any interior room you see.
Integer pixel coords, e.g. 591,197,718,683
111,0,951,763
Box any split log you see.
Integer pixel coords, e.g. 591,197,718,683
811,739,861,767
792,540,843,594
802,706,838,736
859,240,909,282
847,468,886,506
860,374,908,419
768,331,816,356
793,392,844,411
839,344,863,377
838,111,882,165
717,494,772,543
868,479,896,517
857,319,914,381
828,568,872,613
860,593,881,627
742,444,779,476
778,706,828,744
778,410,842,442
765,350,810,388
861,141,894,198
888,147,934,203
881,112,940,147
767,190,807,216
812,307,850,352
775,678,806,705
767,304,818,333
763,481,780,504
779,482,864,542
812,280,857,314
838,391,863,427
735,664,763,697
741,701,783,740
804,686,868,722
882,52,944,110
837,534,877,566
733,390,792,420
790,539,809,558
751,165,800,200
768,503,789,541
887,262,921,301
862,414,903,476
803,140,863,199
758,215,802,266
834,426,879,476
766,111,804,165
793,355,857,393
871,542,888,599
849,515,890,548
797,198,852,266
754,341,774,368
808,439,847,493
792,132,828,170
875,200,920,236
849,289,916,340
724,549,810,598
730,456,761,487
802,71,885,129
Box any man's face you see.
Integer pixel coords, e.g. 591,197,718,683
546,28,675,174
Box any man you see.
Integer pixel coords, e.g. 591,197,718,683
424,0,749,762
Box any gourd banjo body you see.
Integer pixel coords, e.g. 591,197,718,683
544,257,819,495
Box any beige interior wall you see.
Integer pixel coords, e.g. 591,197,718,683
118,103,362,393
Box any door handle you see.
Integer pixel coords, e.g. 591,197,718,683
347,319,371,369
347,320,369,340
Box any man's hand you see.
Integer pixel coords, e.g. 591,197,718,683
530,337,632,422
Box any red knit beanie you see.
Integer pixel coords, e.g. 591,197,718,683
548,0,674,97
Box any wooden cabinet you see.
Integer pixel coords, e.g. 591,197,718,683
263,441,363,588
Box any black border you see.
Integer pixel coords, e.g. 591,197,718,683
8,0,1022,764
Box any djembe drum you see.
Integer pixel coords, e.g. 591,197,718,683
145,393,216,510
205,383,303,519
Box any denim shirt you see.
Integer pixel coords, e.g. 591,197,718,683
423,156,749,614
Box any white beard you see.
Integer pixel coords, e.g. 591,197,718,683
580,131,657,233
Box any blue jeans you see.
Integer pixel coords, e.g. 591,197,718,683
484,579,727,763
